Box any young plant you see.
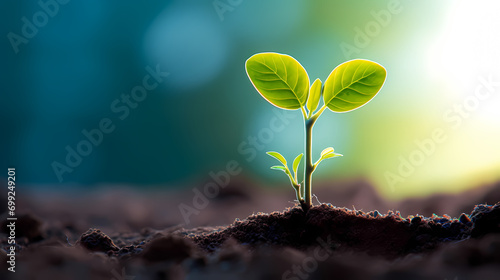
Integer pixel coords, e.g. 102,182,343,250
245,52,386,212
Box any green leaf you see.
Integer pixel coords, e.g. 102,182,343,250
307,79,322,115
270,166,287,172
246,52,309,110
321,153,343,160
292,153,303,181
323,59,386,113
266,151,288,166
320,147,334,157
315,147,342,166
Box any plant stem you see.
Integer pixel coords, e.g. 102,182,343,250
292,182,303,202
301,105,326,212
294,187,307,211
303,117,315,212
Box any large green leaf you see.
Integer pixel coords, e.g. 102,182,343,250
323,59,386,113
246,53,309,110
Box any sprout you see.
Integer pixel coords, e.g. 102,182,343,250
245,52,387,212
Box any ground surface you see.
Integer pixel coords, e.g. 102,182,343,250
1,178,500,280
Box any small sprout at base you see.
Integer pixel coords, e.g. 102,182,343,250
246,52,386,212
292,153,303,183
267,151,298,187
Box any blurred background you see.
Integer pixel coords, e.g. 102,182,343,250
2,0,500,200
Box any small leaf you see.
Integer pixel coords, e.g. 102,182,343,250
292,153,303,180
307,79,322,114
270,166,287,172
315,147,342,167
323,59,386,113
320,147,334,157
321,153,343,160
246,52,310,110
267,151,287,166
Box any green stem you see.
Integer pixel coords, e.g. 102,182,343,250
300,106,308,119
312,105,327,120
301,105,325,212
293,184,303,202
303,118,315,212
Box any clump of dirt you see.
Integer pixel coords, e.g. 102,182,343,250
77,228,119,252
470,204,500,237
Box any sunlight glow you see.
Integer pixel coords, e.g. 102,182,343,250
428,0,500,121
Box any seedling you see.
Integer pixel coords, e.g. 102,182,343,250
245,52,386,212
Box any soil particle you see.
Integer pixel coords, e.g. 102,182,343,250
459,212,472,224
77,228,119,252
470,204,500,238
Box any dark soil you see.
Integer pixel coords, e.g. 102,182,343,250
190,204,491,259
1,179,500,279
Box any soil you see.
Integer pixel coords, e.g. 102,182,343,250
1,179,500,280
